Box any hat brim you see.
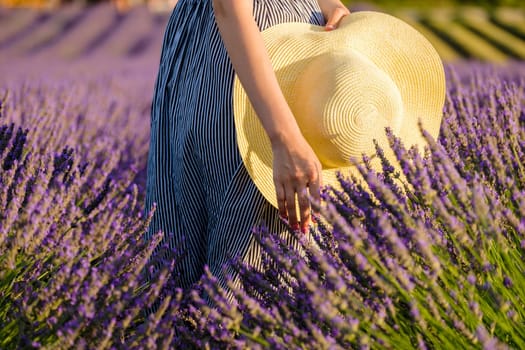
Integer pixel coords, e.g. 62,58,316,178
233,11,446,208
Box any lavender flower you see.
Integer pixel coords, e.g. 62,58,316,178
2,4,525,348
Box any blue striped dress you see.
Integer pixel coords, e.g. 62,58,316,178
143,0,325,300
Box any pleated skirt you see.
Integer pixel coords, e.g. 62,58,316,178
143,0,325,300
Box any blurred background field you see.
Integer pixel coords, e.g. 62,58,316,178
0,1,524,68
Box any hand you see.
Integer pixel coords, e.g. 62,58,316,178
317,0,351,31
271,130,322,233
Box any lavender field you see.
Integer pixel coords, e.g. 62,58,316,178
1,3,525,350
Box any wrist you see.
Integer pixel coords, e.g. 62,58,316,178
268,122,303,149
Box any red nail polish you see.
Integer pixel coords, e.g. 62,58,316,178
301,225,307,234
292,223,300,231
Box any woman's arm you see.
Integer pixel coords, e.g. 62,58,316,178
212,0,303,146
212,0,348,232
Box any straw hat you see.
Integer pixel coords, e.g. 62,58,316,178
233,11,446,208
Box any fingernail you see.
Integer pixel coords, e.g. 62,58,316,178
325,24,335,31
292,223,300,231
301,225,308,234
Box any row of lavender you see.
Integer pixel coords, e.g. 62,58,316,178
2,4,525,64
0,3,168,63
1,60,525,348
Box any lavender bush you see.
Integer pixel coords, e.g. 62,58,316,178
1,61,524,349
0,74,185,349
182,63,525,349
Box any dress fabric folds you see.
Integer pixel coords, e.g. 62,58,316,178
143,0,324,303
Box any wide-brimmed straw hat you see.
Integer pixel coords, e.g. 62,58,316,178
233,11,446,208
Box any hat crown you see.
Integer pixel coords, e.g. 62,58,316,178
289,48,404,168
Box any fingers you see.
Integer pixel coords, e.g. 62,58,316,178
297,187,311,233
276,180,301,230
309,177,322,218
282,186,310,233
276,183,288,222
286,188,299,231
325,6,350,31
276,174,323,234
